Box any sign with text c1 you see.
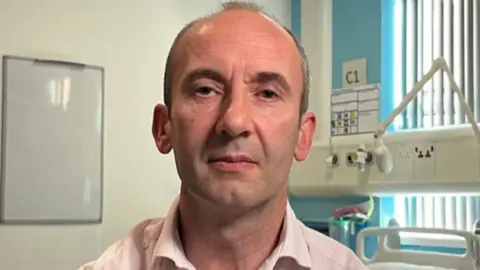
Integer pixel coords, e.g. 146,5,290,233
342,58,367,89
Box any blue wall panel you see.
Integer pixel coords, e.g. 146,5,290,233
332,0,396,124
291,0,302,41
331,0,382,90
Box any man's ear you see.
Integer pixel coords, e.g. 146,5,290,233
294,112,316,162
152,104,172,154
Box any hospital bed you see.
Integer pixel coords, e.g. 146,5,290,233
356,227,480,269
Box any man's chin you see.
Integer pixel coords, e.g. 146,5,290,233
190,185,263,210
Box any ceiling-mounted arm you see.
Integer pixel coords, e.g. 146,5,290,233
439,59,480,144
375,57,480,142
374,58,440,138
372,57,480,174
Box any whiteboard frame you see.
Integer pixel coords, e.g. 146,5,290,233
0,55,105,225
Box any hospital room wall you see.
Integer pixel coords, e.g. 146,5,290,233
0,1,292,270
288,0,385,225
293,0,469,256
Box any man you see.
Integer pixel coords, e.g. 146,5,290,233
80,2,369,270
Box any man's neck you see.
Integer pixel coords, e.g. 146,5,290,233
178,188,287,270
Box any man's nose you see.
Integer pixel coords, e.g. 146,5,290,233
215,91,253,137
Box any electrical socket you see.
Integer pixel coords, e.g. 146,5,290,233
414,144,435,159
413,142,436,181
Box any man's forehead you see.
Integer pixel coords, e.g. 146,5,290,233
180,10,295,52
198,10,286,32
169,10,303,89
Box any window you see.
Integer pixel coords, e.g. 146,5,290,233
394,195,480,231
384,194,480,247
392,0,480,129
387,0,480,247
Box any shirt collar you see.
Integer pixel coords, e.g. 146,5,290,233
152,197,311,269
152,197,193,269
277,202,312,268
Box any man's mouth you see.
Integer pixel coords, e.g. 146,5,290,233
207,153,257,172
208,153,255,163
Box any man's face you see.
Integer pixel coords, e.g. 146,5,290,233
153,10,316,209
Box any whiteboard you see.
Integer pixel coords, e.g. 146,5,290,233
0,56,104,224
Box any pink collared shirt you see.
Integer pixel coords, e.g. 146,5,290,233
79,198,368,270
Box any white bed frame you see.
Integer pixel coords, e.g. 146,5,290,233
357,227,480,269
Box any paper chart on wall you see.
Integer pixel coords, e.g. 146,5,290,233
330,83,380,136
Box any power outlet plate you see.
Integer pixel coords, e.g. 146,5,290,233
414,144,435,159
413,142,436,181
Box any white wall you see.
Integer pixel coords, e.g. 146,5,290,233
0,1,291,269
301,0,332,146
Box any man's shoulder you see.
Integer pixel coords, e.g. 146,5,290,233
300,224,368,269
78,218,166,270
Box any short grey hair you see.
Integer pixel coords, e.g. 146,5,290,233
163,1,310,115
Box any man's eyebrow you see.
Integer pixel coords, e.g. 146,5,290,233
182,68,226,85
252,71,291,91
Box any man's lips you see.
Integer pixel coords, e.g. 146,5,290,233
208,153,255,163
207,153,257,172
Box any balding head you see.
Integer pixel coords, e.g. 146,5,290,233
163,1,310,116
152,0,317,212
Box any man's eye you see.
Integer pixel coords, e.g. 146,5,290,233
195,87,215,96
258,89,278,99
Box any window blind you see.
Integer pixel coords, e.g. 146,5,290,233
394,195,480,231
394,0,480,129
392,0,480,231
